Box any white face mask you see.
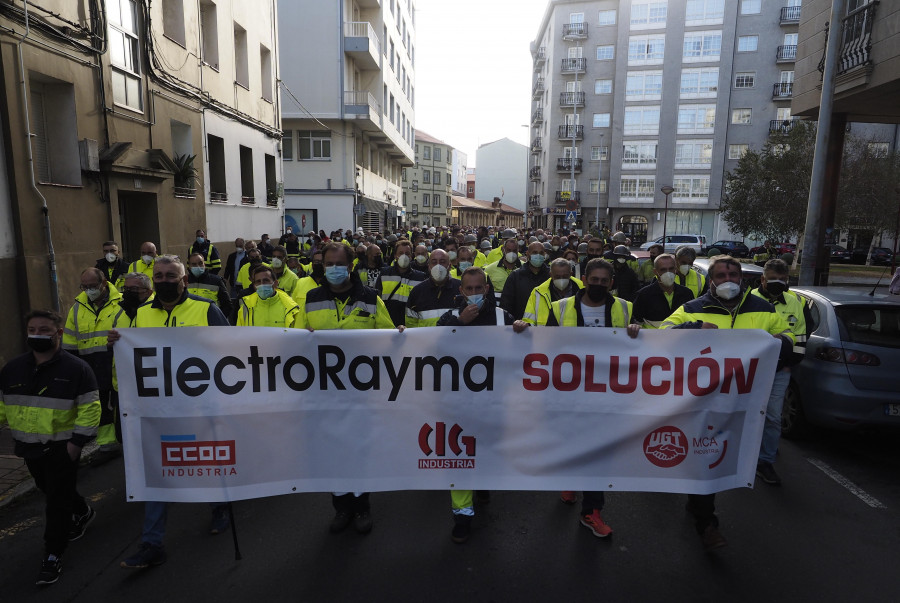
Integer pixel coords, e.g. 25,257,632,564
271,257,284,269
714,280,741,300
396,254,411,268
678,264,691,275
84,287,103,302
105,252,117,263
415,254,427,264
552,278,570,291
658,272,676,287
505,251,518,264
617,258,626,264
142,254,154,265
430,264,448,282
448,251,458,261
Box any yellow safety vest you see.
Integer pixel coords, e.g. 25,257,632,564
550,294,632,327
678,268,706,298
661,289,794,342
236,290,300,328
295,283,395,330
522,277,584,326
62,285,123,356
750,287,807,353
237,262,271,289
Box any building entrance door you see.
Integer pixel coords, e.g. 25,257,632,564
118,191,160,260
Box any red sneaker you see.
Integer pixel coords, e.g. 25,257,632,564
560,491,577,504
580,510,612,537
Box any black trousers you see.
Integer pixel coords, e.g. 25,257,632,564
24,443,88,556
687,494,717,533
332,493,370,513
581,491,606,515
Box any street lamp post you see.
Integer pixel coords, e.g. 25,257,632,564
522,124,531,230
594,132,604,233
660,185,674,243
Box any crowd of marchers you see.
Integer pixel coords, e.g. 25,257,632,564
0,222,808,587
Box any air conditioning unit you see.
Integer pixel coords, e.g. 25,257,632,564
79,139,99,172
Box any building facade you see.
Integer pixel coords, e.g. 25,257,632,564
452,196,526,230
474,138,528,213
278,0,415,236
402,130,453,228
451,148,468,196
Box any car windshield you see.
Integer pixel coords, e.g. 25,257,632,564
835,306,900,349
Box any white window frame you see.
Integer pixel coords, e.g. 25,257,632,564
630,1,668,30
628,34,666,66
685,0,724,26
626,70,662,101
677,104,716,134
674,140,713,169
622,141,658,169
620,176,656,203
623,106,660,135
590,146,609,161
679,67,719,99
682,30,722,63
740,0,761,15
596,45,615,60
592,113,611,128
598,10,616,26
737,35,758,52
672,175,710,203
108,0,143,111
595,79,612,94
734,72,756,89
731,108,752,125
728,144,749,160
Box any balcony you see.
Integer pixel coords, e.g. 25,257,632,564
529,166,542,181
769,119,797,134
531,108,543,125
344,22,381,70
528,195,541,207
560,57,586,74
555,190,581,203
343,90,381,131
556,157,583,173
772,82,793,99
533,47,546,71
562,22,587,40
776,45,797,62
557,125,583,140
530,137,542,153
532,77,545,99
780,6,801,24
837,1,878,74
559,91,585,107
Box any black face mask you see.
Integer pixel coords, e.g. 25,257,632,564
154,281,182,303
249,259,262,267
312,263,325,278
765,281,788,297
587,252,602,260
371,256,383,268
649,254,659,262
586,284,608,302
26,335,55,353
121,290,143,309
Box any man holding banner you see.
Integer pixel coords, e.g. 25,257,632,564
662,255,794,551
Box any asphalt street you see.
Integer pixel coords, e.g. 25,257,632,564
1,428,898,602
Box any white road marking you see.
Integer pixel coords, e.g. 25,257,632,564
807,458,887,509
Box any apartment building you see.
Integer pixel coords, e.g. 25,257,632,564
0,0,281,362
402,130,453,228
528,0,895,243
278,0,415,236
451,148,469,196
475,138,529,214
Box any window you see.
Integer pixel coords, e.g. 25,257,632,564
423,170,430,184
680,68,718,98
631,1,667,29
207,134,226,199
683,31,722,62
260,45,273,101
298,130,331,160
677,104,716,133
596,45,615,60
685,0,724,25
628,35,666,65
282,130,293,160
433,171,441,185
595,79,612,94
591,146,609,161
402,168,407,181
620,176,656,202
624,106,660,135
423,193,430,207
728,144,749,159
734,72,755,88
590,179,608,194
776,107,792,121
162,0,186,46
731,108,752,124
29,75,80,185
598,10,616,25
234,22,249,89
265,154,277,206
673,176,710,201
570,12,585,23
622,141,658,168
740,0,761,15
626,70,662,100
433,147,441,162
108,0,143,110
200,0,219,69
389,93,395,123
447,196,453,208
868,142,890,157
593,113,610,128
423,146,431,160
738,35,758,52
674,140,713,168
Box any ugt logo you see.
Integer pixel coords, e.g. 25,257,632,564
643,426,688,468
418,422,476,457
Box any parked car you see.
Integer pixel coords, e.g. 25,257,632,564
691,258,763,290
702,240,750,258
849,246,894,265
782,287,900,438
639,234,707,254
749,242,797,257
826,244,851,263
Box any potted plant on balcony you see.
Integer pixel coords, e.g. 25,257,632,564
173,153,198,198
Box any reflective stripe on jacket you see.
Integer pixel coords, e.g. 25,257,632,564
750,287,807,354
677,268,706,298
406,277,461,328
237,290,300,328
661,289,794,342
522,277,584,325
295,276,394,330
547,290,632,327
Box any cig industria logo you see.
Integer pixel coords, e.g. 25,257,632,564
418,422,476,469
160,434,237,477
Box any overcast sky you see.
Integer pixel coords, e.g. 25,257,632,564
415,0,550,166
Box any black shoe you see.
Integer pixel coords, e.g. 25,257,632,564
120,543,167,569
353,511,373,534
756,462,782,486
68,505,96,541
330,511,353,533
700,525,728,552
90,447,122,467
209,506,230,535
451,515,472,544
36,555,62,585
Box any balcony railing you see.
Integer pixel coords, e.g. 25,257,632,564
780,6,801,24
559,91,585,106
776,45,797,62
562,23,587,39
557,125,584,139
531,108,543,125
769,119,797,134
210,192,227,203
772,82,793,98
838,1,878,74
344,21,381,57
560,57,586,73
241,196,256,205
556,158,583,172
533,47,546,70
529,166,542,180
555,190,581,203
530,137,542,153
532,77,545,98
528,195,541,207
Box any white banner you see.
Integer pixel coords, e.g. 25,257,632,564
114,326,779,503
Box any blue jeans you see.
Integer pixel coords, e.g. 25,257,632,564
142,502,227,547
759,369,791,464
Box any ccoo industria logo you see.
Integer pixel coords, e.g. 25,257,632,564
160,434,237,477
418,422,476,469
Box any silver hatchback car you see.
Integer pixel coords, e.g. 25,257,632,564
782,287,900,437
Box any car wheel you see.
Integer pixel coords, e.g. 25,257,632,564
781,381,808,440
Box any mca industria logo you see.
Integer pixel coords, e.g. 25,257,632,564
160,434,237,477
418,422,476,469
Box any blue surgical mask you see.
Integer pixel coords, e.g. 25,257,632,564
467,294,485,309
459,261,473,271
325,265,349,285
190,266,205,277
529,254,545,268
196,237,205,245
256,284,275,300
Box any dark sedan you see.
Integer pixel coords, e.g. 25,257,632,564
702,240,750,258
849,247,893,265
826,244,851,263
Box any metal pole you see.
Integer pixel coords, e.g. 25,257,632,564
571,49,578,234
663,192,669,242
595,133,603,233
799,0,847,286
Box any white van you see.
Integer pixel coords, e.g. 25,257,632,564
639,234,706,254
